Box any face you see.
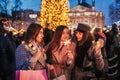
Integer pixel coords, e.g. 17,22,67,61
61,28,69,42
76,31,84,41
2,21,10,31
36,28,44,42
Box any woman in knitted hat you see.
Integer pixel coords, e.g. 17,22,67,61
72,23,104,80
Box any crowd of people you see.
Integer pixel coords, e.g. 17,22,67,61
0,18,120,80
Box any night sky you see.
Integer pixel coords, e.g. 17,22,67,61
9,0,115,25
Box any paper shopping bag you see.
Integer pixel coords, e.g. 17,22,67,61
16,69,48,80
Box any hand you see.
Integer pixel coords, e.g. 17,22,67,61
95,39,104,50
30,49,41,62
67,51,73,64
35,49,42,60
47,64,54,70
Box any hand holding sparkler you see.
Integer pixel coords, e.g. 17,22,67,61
64,39,73,65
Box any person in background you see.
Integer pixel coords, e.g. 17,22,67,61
45,25,76,80
16,23,46,70
72,23,104,80
0,18,16,80
93,27,108,78
105,24,119,80
44,23,54,46
15,31,25,47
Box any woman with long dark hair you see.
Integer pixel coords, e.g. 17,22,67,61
46,25,76,80
73,23,104,80
16,23,46,70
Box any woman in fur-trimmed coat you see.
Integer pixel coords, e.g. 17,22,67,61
16,23,46,70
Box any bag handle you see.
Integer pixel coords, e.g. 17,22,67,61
52,54,65,79
53,69,59,80
52,54,59,64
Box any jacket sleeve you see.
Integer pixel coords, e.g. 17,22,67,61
16,44,39,70
93,44,105,70
16,44,29,70
88,43,104,71
6,36,15,64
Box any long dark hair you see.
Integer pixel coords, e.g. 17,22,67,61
76,32,94,67
0,18,8,34
46,25,69,64
74,23,94,67
48,25,68,51
24,23,43,44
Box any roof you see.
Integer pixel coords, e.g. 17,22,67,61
70,5,93,13
80,2,92,8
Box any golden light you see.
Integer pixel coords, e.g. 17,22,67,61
29,14,37,18
38,0,70,31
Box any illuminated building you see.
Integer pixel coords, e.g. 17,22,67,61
69,0,105,31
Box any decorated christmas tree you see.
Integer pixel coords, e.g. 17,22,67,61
39,0,70,31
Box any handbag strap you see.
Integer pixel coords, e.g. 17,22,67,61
52,54,59,64
52,54,65,79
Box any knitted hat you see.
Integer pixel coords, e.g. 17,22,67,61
97,32,106,39
76,23,91,32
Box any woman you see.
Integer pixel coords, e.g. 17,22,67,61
73,23,104,80
16,23,46,70
46,25,76,80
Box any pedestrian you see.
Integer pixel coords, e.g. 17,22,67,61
0,18,16,80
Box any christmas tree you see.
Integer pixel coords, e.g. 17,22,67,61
39,0,70,31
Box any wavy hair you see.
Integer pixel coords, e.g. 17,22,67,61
46,25,69,64
24,23,43,44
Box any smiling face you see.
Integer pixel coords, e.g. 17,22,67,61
36,28,44,42
2,20,10,31
76,31,84,41
61,28,69,42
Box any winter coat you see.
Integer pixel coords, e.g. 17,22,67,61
16,41,46,70
0,34,15,76
47,42,76,80
74,42,104,80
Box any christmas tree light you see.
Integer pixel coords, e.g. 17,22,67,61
38,0,70,31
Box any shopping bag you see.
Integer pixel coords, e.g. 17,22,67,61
16,70,20,80
16,69,48,80
52,74,66,80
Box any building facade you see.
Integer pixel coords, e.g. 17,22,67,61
12,9,39,31
68,0,104,31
